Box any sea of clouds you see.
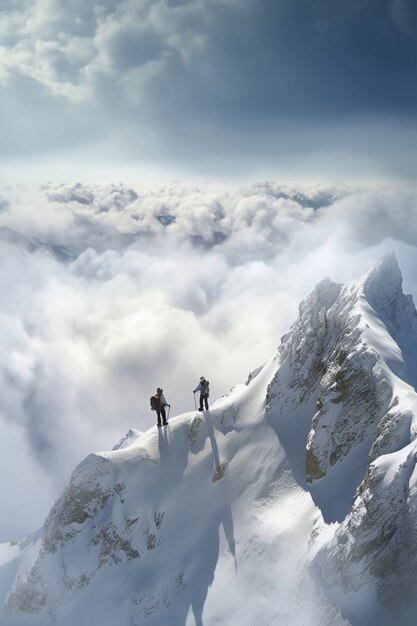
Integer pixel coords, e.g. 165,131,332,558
0,180,416,540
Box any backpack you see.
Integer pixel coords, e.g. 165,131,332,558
202,380,210,395
150,394,161,410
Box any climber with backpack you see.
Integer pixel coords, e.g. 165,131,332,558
150,388,170,428
193,376,210,411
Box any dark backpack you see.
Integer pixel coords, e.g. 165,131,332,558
202,380,210,395
150,395,161,410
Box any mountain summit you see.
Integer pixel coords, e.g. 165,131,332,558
1,254,416,626
268,253,417,517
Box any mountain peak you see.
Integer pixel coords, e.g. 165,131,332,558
361,251,402,300
298,277,341,318
268,251,417,518
366,250,400,277
2,256,417,626
358,252,417,337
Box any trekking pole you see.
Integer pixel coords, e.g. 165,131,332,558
193,392,197,411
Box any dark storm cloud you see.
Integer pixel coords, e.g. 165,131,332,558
0,0,415,178
179,0,416,121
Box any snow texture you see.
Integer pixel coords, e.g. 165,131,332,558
1,253,416,626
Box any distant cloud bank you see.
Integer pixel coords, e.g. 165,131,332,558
0,180,416,540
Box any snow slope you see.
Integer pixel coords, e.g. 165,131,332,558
1,254,416,626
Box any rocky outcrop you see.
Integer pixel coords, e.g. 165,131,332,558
3,254,417,626
313,441,417,622
265,254,417,618
268,254,416,490
4,454,156,618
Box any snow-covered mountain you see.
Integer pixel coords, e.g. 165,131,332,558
1,254,416,626
0,226,75,263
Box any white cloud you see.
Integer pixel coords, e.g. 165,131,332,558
0,0,212,102
0,180,416,541
0,0,414,187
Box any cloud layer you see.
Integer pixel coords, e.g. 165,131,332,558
2,0,415,109
1,1,415,540
0,180,416,540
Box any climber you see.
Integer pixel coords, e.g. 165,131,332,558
150,388,170,428
193,376,210,411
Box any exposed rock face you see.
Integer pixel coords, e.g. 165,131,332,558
265,253,417,621
270,278,342,408
313,441,417,625
2,254,417,626
268,254,416,491
5,455,147,618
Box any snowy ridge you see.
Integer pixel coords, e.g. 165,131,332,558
0,360,345,626
267,253,417,624
1,254,417,625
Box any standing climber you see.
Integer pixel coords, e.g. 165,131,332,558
150,388,170,427
193,376,210,411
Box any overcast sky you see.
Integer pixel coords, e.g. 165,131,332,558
0,0,416,182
